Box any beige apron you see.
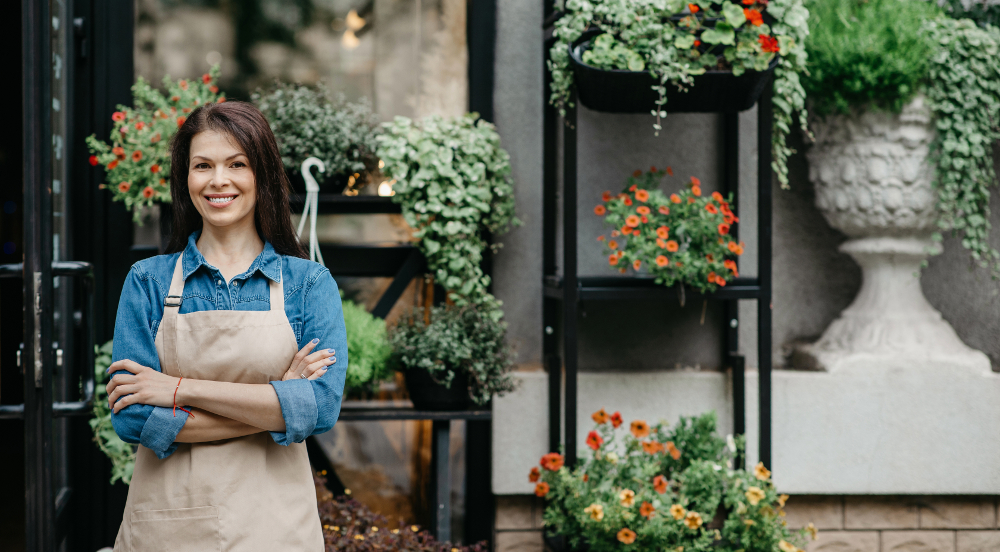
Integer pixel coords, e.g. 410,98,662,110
114,256,323,551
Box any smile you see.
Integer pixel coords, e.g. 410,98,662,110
206,195,237,207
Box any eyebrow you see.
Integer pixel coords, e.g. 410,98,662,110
191,153,246,162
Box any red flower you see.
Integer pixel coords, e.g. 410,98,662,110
151,133,162,144
690,176,701,187
209,85,219,94
744,8,763,26
693,39,702,48
636,189,649,202
742,0,755,4
621,225,633,236
718,223,731,235
610,411,623,428
586,431,604,450
179,79,188,90
706,204,718,214
594,205,607,216
131,150,143,162
609,253,620,266
715,275,727,286
666,166,674,176
177,116,187,128
632,259,641,271
112,146,125,159
529,467,540,482
135,121,145,130
117,182,130,193
759,34,780,53
623,196,633,206
712,191,724,202
653,475,668,494
688,3,700,13
171,95,180,102
650,166,657,173
202,73,212,84
107,160,119,170
218,97,226,103
142,186,155,199
150,164,161,174
633,169,642,178
640,215,648,224
88,155,99,166
111,111,125,122
540,452,564,471
658,205,670,215
602,191,612,202
534,482,550,497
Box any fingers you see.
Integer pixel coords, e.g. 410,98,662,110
106,373,136,396
302,348,335,367
110,388,140,413
302,355,336,380
291,339,321,367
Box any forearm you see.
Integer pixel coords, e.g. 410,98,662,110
176,379,286,432
175,408,265,442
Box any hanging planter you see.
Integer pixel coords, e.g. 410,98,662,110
569,29,779,114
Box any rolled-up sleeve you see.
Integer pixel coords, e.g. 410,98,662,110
110,263,189,459
269,268,348,445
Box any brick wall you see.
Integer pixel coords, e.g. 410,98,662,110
494,495,1000,552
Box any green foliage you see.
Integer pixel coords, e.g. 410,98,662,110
89,340,136,485
925,18,1000,279
533,411,813,552
943,0,1000,28
86,65,224,221
547,0,811,188
376,114,520,309
252,82,381,182
388,304,516,406
803,0,942,115
595,168,744,293
341,294,393,397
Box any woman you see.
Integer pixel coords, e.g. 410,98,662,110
106,101,346,551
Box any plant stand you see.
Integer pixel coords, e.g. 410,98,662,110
542,9,775,469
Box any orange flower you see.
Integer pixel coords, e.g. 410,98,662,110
602,191,612,202
632,259,641,271
541,453,564,471
117,182,131,193
112,146,125,159
666,166,673,175
597,235,606,242
142,186,155,199
218,97,226,103
653,475,668,494
665,441,681,460
657,238,667,249
623,196,633,206
535,482,550,497
636,189,649,202
656,226,669,239
636,206,651,215
150,132,162,144
712,191,724,202
595,205,607,216
692,186,702,197
688,197,696,204
616,528,636,544
608,240,619,250
107,160,119,170
706,254,714,262
728,241,739,253
706,204,718,214
626,215,640,228
609,253,620,266
611,229,620,237
642,441,664,454
655,255,669,267
671,504,686,520
718,223,730,235
670,194,681,204
210,85,219,94
592,409,609,424
743,0,754,4
135,121,145,130
630,420,650,438
707,271,717,283
633,169,642,177
610,411,623,428
619,489,636,507
179,79,188,90
754,462,771,481
582,474,589,482
640,501,656,519
715,275,727,287
688,3,700,13
658,205,670,215
177,116,187,127
745,8,763,26
621,226,633,236
691,176,701,187
529,467,540,483
131,150,143,162
685,511,704,529
150,164,161,174
666,240,679,252
111,111,125,122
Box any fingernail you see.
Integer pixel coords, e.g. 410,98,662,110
310,338,319,344
327,349,335,355
319,368,328,374
329,357,336,364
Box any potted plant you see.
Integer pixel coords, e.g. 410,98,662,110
595,168,744,296
796,0,1000,371
341,294,394,399
90,340,136,485
253,82,381,195
548,0,811,187
376,114,520,311
531,410,816,552
86,65,225,222
388,304,516,411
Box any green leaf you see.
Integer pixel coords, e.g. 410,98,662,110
722,2,746,28
701,24,736,46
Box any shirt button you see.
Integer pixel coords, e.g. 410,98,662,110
217,280,223,286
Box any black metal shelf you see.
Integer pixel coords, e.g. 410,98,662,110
544,276,763,301
339,405,492,422
289,193,401,215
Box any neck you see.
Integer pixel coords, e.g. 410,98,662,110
196,218,265,275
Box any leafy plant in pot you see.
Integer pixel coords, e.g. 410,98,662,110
341,293,394,399
548,0,811,188
388,304,516,411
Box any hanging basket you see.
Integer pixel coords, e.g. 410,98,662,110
403,367,471,411
568,30,779,114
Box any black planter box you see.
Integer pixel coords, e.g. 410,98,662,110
403,368,471,411
568,30,778,114
285,169,351,195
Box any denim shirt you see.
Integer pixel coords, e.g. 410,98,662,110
110,231,348,459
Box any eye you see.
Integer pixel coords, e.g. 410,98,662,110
194,162,210,169
231,161,247,169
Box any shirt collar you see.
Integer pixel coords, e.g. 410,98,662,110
181,231,282,283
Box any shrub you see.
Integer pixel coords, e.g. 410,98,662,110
89,340,136,485
341,294,393,397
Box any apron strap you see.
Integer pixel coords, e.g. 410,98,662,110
269,263,284,312
163,254,186,316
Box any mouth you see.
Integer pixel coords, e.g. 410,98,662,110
205,194,238,208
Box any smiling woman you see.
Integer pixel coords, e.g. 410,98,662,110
106,101,347,551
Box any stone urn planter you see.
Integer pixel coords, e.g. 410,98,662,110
796,97,990,373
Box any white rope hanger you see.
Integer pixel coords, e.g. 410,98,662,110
296,157,325,266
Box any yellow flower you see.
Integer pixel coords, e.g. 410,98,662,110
745,486,766,506
684,511,703,530
670,504,686,520
778,494,789,507
411,525,419,532
744,519,755,526
754,462,771,481
354,535,365,541
807,522,819,540
619,489,636,507
584,503,605,521
778,540,797,552
371,527,379,533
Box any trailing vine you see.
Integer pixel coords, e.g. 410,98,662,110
924,17,1000,279
90,340,136,485
547,0,811,188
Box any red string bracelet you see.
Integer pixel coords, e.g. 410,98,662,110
173,377,194,418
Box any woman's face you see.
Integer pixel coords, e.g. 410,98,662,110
188,130,257,231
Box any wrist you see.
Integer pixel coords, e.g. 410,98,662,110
175,377,202,408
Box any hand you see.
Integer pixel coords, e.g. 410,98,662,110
281,338,335,382
107,360,180,413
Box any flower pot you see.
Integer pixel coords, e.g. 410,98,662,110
285,169,351,195
403,368,470,411
543,532,589,552
568,30,778,114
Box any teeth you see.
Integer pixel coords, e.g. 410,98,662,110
208,197,235,204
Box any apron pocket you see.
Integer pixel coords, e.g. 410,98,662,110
130,506,221,552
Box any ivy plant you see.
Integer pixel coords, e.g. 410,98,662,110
547,0,811,188
90,340,136,485
376,114,520,310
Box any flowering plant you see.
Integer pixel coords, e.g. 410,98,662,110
548,0,811,187
85,65,225,221
531,410,815,552
595,168,744,294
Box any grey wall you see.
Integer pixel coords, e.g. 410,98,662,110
491,0,1000,372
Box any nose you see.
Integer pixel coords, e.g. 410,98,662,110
211,164,232,187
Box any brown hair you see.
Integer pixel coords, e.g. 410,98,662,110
166,101,307,259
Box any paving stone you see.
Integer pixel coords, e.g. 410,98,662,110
805,530,879,552
956,531,1000,552
495,530,544,552
786,495,845,530
496,495,538,530
921,499,996,529
845,497,920,529
882,530,956,552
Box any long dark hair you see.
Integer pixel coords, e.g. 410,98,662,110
166,101,307,259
